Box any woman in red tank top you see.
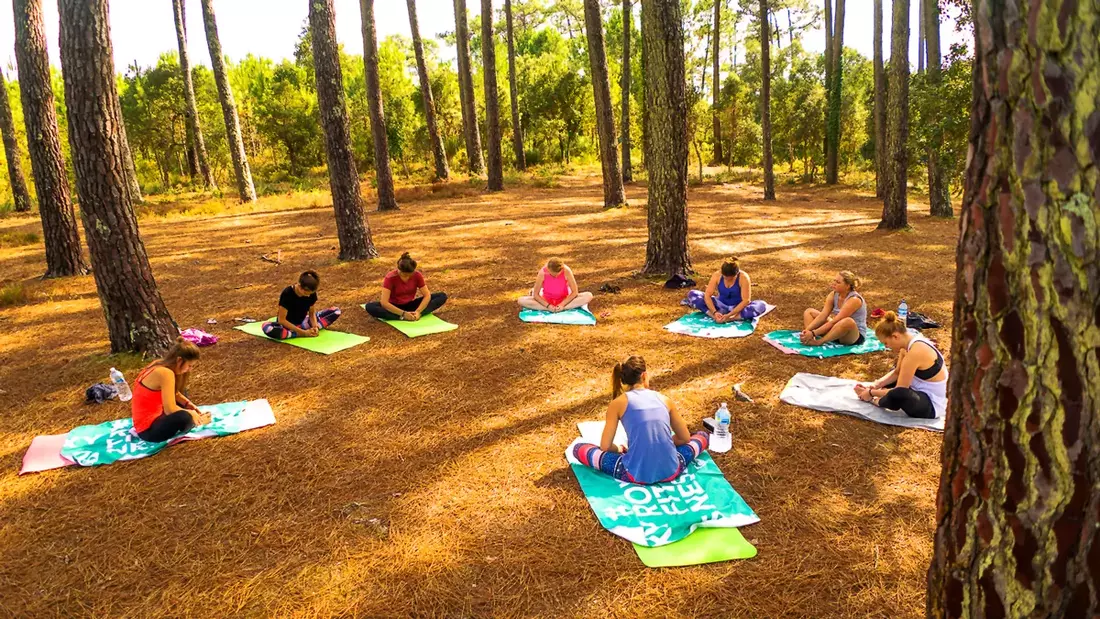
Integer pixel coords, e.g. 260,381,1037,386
132,337,208,443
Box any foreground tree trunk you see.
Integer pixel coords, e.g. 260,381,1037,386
309,0,377,260
710,0,722,165
582,0,626,207
360,0,398,210
621,0,633,181
58,0,177,354
481,0,504,191
13,0,86,277
878,0,908,229
639,0,690,276
760,0,775,201
407,0,450,182
504,0,525,171
172,0,216,191
924,0,951,218
200,0,256,203
0,68,32,213
824,0,845,184
926,0,1100,614
118,120,143,204
453,0,484,175
873,0,885,198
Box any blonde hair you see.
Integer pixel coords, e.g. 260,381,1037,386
874,311,908,340
611,356,647,399
153,337,201,390
546,257,564,275
839,270,860,291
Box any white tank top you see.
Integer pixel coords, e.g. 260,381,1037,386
907,335,948,417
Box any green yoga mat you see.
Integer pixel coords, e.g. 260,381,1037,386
763,329,886,358
235,319,369,354
633,526,757,567
361,307,458,337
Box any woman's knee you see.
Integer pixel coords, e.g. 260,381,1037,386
803,308,818,324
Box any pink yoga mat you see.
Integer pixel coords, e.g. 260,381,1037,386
20,433,74,475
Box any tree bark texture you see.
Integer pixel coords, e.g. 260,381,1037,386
309,0,377,260
879,0,908,229
360,0,398,210
823,0,832,164
172,0,216,191
0,68,32,213
711,0,722,165
200,0,256,203
453,0,484,175
873,0,886,199
117,115,143,204
504,0,525,171
825,0,845,185
407,0,450,182
621,0,633,181
480,0,504,191
582,0,626,207
760,0,775,201
924,0,951,218
917,0,925,73
639,0,690,276
58,0,177,354
926,0,1100,615
13,0,86,277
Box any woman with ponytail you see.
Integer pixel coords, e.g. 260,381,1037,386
572,356,710,484
682,257,766,323
364,252,448,321
853,312,949,419
800,270,868,346
131,338,209,442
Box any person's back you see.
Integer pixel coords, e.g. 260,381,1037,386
621,389,681,484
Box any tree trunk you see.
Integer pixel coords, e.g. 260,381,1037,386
0,68,33,213
118,120,143,204
582,0,626,208
58,0,177,354
760,0,775,201
926,0,1100,614
13,0,86,277
916,0,925,73
824,0,845,185
407,0,450,182
621,0,633,182
878,0,908,229
873,0,885,199
504,0,525,171
823,0,832,163
924,0,951,218
480,0,504,191
711,0,722,165
360,0,399,210
309,0,377,260
639,0,690,276
172,0,216,191
638,3,647,172
200,0,256,203
453,0,484,175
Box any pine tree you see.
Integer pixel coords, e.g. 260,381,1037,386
582,0,626,207
360,0,399,210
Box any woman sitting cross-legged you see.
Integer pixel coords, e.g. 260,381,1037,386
682,257,766,323
262,270,342,340
518,257,593,312
572,356,710,484
364,252,448,321
800,270,868,346
131,338,210,443
854,312,948,419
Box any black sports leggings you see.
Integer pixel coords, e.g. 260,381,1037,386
137,410,196,443
364,292,448,320
878,382,936,419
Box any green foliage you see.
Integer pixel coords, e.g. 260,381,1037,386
909,43,972,189
0,281,28,307
0,230,40,247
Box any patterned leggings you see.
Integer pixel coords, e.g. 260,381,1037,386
261,307,341,340
573,431,710,484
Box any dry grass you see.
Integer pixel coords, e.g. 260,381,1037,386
0,170,957,618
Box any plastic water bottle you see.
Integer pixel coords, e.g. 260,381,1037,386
110,367,132,402
898,299,909,327
711,402,732,453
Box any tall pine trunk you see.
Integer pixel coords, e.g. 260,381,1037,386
760,0,775,201
504,0,525,170
824,0,844,184
926,0,1100,613
916,0,925,73
360,0,398,210
873,0,885,199
621,0,633,182
453,0,484,175
878,0,908,229
823,0,832,166
481,0,504,191
200,0,256,203
924,0,951,218
407,0,450,182
118,120,143,204
711,0,722,165
310,0,377,260
0,68,32,213
639,0,690,276
172,0,216,191
58,0,176,354
582,0,626,208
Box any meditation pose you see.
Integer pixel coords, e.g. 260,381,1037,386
854,312,948,419
131,338,209,442
800,270,867,346
682,257,766,322
365,252,448,321
573,356,710,484
518,257,593,312
262,270,342,339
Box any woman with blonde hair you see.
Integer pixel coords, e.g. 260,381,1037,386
518,257,593,312
682,256,766,322
800,270,868,346
854,312,949,419
131,338,209,442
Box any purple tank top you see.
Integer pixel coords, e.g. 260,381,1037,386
621,389,681,484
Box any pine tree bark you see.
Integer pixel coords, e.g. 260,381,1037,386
200,0,256,203
916,0,925,73
621,0,633,182
878,0,908,229
711,0,722,165
118,119,143,204
481,0,504,191
407,0,450,182
823,0,832,163
760,0,775,201
824,0,845,185
453,0,484,175
639,2,648,172
873,0,886,199
926,0,1100,614
639,0,690,276
310,0,377,260
172,0,216,191
504,0,525,171
0,68,32,213
360,0,398,210
924,0,951,218
58,0,177,354
582,0,625,207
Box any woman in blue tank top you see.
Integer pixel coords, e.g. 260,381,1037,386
573,356,710,484
682,257,767,322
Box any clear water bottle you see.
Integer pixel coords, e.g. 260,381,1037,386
110,367,132,402
898,299,909,327
711,402,732,453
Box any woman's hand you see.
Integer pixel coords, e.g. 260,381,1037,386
616,444,628,454
190,410,211,427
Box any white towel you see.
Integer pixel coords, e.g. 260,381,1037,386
779,373,945,432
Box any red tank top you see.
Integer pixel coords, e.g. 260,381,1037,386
131,365,165,433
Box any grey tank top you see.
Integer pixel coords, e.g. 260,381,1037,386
831,291,867,336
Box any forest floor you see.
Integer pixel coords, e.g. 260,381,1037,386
0,171,958,618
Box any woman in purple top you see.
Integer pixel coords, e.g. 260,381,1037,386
573,356,710,484
682,257,767,322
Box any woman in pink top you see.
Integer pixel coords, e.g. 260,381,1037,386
518,257,593,312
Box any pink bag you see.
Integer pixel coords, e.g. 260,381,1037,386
180,328,218,347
